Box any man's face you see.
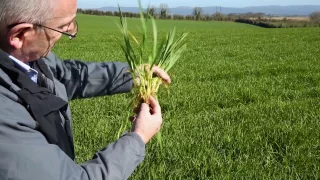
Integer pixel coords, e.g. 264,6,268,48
22,0,78,61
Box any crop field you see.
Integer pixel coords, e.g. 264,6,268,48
269,16,310,21
53,14,320,179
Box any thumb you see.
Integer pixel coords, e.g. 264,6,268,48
149,96,161,114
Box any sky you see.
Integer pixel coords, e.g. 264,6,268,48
78,0,320,8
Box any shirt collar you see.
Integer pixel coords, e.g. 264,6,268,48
7,54,38,83
8,55,38,74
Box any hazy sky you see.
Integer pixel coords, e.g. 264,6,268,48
78,0,320,8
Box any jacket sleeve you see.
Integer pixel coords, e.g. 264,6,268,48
0,93,145,180
42,52,134,100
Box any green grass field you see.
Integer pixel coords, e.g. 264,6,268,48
53,14,320,179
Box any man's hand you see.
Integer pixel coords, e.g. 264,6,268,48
134,64,171,86
151,65,171,84
131,96,162,144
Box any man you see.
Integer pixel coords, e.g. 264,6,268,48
0,0,170,179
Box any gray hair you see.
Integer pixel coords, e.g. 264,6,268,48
0,0,55,38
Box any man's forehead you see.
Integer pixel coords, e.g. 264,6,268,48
49,0,77,24
53,0,77,17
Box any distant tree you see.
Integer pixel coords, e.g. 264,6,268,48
244,12,254,19
193,7,203,21
123,12,130,17
172,14,185,20
267,14,273,22
310,12,320,24
185,15,193,20
282,17,287,23
203,14,212,21
212,12,223,21
243,12,264,22
114,11,120,17
159,3,169,19
84,9,94,15
77,8,83,14
255,13,265,21
226,13,238,21
92,10,103,16
147,5,156,17
105,11,113,16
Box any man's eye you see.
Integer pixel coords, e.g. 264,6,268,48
58,24,68,30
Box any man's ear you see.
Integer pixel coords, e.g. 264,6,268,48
7,23,34,49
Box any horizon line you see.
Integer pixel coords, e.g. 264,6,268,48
79,4,320,9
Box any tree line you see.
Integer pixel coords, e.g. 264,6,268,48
77,5,320,24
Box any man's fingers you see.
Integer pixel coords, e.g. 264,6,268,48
138,64,171,84
152,66,171,84
148,96,161,115
139,96,161,115
140,103,151,113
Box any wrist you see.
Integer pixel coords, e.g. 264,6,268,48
133,130,148,144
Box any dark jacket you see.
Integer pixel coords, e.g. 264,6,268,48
0,50,145,180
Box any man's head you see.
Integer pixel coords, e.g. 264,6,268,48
0,0,78,63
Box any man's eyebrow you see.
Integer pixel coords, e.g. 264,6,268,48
56,17,76,27
68,17,76,23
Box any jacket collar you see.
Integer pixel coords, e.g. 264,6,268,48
0,49,38,81
0,49,15,68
